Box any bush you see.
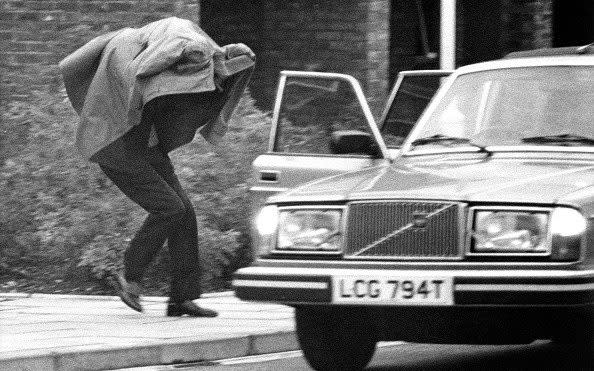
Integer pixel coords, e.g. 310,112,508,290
0,78,271,294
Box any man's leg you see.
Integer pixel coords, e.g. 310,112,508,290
146,150,217,317
147,150,202,302
99,149,188,285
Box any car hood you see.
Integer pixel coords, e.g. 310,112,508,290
271,156,594,206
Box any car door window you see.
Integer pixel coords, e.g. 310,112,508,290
380,71,452,148
274,76,374,155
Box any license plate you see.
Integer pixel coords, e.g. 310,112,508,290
332,275,453,305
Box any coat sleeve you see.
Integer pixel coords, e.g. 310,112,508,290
59,30,122,114
213,44,255,79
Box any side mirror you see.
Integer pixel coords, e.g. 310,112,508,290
330,130,382,158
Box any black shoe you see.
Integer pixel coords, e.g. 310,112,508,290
167,300,218,317
114,273,143,312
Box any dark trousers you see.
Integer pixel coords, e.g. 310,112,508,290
95,114,202,302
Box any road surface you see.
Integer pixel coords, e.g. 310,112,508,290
122,340,591,371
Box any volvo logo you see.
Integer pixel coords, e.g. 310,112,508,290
412,211,429,228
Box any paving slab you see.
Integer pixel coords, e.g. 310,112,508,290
0,292,298,371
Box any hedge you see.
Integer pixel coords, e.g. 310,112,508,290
0,82,271,294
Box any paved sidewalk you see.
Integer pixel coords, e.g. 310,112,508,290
0,292,297,371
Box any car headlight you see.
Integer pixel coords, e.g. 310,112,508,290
471,209,549,254
276,208,344,252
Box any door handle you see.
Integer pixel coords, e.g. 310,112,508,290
260,171,278,182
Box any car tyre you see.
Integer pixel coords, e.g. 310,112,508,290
295,306,378,371
553,312,594,367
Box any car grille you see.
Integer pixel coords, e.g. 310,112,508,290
344,201,461,259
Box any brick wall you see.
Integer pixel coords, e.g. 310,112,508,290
362,0,390,112
389,0,441,83
457,0,552,64
201,0,390,112
502,0,552,52
0,0,554,108
390,0,553,75
0,0,200,99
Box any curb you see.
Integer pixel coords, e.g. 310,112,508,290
0,292,300,371
0,291,234,302
1,331,299,371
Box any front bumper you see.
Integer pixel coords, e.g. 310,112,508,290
233,266,594,306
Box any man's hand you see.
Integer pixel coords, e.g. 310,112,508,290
223,43,255,60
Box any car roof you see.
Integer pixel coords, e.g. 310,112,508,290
455,44,594,75
504,43,594,58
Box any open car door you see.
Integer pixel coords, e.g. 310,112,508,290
378,70,453,151
250,71,389,212
249,70,453,220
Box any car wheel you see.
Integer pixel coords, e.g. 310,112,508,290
553,313,594,366
295,306,378,371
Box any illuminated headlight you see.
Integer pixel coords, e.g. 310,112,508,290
472,210,549,254
254,205,279,257
276,208,343,252
550,208,587,237
550,207,586,261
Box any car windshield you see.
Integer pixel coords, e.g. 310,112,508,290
408,66,594,152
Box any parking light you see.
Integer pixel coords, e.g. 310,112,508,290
550,208,587,237
256,205,279,236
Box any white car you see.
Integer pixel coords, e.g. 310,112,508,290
234,45,594,370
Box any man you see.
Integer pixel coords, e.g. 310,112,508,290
60,17,255,316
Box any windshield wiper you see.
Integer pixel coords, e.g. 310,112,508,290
521,134,594,146
411,134,492,156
